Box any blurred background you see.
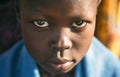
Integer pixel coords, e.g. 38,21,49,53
95,0,120,58
0,0,120,58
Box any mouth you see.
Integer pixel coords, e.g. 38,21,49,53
46,60,75,72
52,62,73,70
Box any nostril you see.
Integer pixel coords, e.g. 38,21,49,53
51,46,70,52
50,41,71,51
66,46,70,49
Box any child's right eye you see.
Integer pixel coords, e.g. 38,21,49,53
33,20,49,28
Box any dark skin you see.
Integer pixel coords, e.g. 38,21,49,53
20,0,100,77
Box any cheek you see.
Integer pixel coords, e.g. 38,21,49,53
23,34,49,54
21,25,51,62
73,40,91,62
72,26,95,61
24,39,51,64
21,22,49,47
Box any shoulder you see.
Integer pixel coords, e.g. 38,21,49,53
84,37,120,77
0,40,40,77
0,40,24,77
0,40,24,60
90,37,119,62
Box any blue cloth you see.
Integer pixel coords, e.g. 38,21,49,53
0,37,120,77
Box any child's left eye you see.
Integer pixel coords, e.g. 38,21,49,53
72,20,87,28
33,20,49,28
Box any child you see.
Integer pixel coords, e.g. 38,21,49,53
0,0,120,77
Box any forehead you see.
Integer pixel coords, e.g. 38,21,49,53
20,0,98,19
21,0,97,5
20,0,98,10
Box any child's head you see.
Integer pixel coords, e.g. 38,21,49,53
20,0,101,75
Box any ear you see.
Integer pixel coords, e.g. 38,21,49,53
97,0,101,6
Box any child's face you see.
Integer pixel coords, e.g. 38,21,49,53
20,0,98,75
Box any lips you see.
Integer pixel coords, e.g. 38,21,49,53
46,59,74,71
49,61,74,71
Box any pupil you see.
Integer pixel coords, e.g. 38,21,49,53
38,20,45,25
76,21,83,25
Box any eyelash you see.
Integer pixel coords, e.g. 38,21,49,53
71,20,88,32
33,20,49,28
72,21,87,28
32,20,88,32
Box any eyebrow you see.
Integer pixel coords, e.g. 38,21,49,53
27,11,92,21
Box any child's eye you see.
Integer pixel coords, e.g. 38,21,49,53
72,20,87,28
33,20,49,28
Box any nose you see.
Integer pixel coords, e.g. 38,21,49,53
50,28,72,52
